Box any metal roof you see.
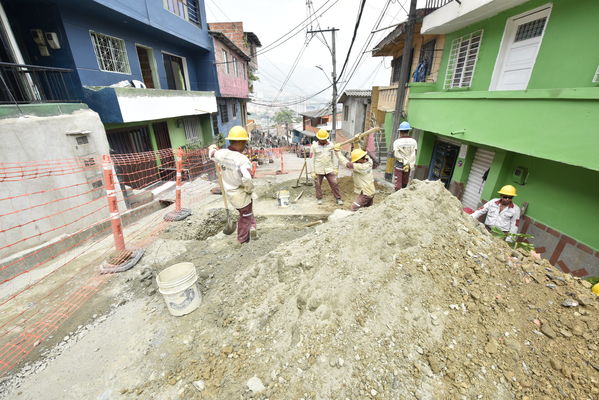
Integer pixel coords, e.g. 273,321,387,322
338,89,372,103
245,32,262,47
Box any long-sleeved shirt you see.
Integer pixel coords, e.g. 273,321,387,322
310,141,338,175
210,148,253,209
393,136,418,168
336,152,376,197
471,199,521,236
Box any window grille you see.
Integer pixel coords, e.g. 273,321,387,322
183,116,202,143
164,0,201,26
515,17,547,42
90,32,131,74
418,39,437,77
219,102,229,123
232,101,237,117
444,30,483,89
222,50,229,74
187,0,201,26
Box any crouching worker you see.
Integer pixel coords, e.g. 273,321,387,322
334,145,376,211
209,126,257,243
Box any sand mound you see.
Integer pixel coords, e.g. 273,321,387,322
137,180,598,399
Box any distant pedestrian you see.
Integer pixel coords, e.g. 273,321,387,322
392,121,417,191
310,129,343,205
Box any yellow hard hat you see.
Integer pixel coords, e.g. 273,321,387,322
351,148,367,163
498,184,517,197
316,129,329,140
592,283,599,296
226,125,249,141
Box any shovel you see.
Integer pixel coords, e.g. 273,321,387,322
302,147,313,186
215,164,236,235
292,160,307,188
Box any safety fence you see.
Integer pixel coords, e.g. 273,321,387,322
0,145,294,376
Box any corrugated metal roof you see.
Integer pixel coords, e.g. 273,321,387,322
342,89,372,98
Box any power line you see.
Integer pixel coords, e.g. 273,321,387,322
256,0,340,56
337,0,367,81
206,0,233,21
272,36,313,102
336,0,393,97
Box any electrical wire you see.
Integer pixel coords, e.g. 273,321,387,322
337,0,367,81
256,0,340,56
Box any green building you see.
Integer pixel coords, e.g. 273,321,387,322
380,0,599,277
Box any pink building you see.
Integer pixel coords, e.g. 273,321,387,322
208,22,261,136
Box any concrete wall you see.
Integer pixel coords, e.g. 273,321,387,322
0,106,112,258
341,97,369,137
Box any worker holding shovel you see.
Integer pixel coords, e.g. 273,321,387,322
334,145,376,211
393,121,418,191
209,126,257,244
310,129,343,205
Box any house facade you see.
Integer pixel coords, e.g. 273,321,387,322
2,0,219,154
407,0,599,277
208,22,261,136
338,89,372,138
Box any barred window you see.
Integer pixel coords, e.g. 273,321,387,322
163,0,201,27
444,30,483,89
90,32,131,74
515,17,547,42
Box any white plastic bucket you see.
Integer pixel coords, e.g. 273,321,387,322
277,190,290,207
156,262,201,317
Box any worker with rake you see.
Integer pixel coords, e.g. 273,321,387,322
310,129,343,205
334,145,376,211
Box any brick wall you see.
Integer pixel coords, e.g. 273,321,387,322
208,22,251,57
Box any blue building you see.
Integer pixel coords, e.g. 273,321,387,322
1,0,219,152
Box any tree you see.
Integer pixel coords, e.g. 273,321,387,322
273,108,295,126
273,108,296,141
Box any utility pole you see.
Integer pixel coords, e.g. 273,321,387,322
307,27,339,141
386,0,417,181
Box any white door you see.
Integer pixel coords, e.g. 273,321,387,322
462,148,495,210
491,5,552,91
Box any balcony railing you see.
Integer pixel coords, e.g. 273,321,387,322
0,62,79,104
424,0,455,15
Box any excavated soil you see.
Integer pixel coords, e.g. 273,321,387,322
161,208,237,241
124,180,598,400
268,176,392,206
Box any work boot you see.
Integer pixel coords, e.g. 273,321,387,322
250,228,258,240
336,199,344,205
317,199,323,205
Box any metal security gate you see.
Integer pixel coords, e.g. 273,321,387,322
462,148,495,210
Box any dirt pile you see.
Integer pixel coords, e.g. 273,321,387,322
132,180,598,399
267,176,392,205
161,208,235,241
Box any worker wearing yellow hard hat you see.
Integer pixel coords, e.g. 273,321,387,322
310,129,343,205
592,283,599,296
333,145,376,211
471,184,521,242
209,126,257,243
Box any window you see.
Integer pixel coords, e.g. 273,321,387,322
444,30,483,89
391,57,402,83
343,105,349,121
593,65,599,83
222,50,229,74
241,63,246,80
219,101,229,123
233,57,238,77
183,116,202,143
232,101,237,118
163,53,187,90
515,17,547,42
136,45,158,88
163,0,201,26
418,39,436,78
90,31,130,74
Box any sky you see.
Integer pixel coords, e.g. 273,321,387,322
204,0,419,111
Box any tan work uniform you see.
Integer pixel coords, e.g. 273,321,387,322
310,141,341,200
336,152,375,211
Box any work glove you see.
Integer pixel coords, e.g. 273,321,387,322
402,164,410,172
333,144,341,152
311,172,317,180
208,144,218,151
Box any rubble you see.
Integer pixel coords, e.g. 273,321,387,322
124,180,598,399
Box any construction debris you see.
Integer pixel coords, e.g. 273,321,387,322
126,180,598,399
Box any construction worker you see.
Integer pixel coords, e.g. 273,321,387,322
334,146,375,211
392,121,417,191
471,185,521,242
209,126,257,244
310,129,343,205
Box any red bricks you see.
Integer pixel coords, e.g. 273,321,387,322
576,243,594,254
